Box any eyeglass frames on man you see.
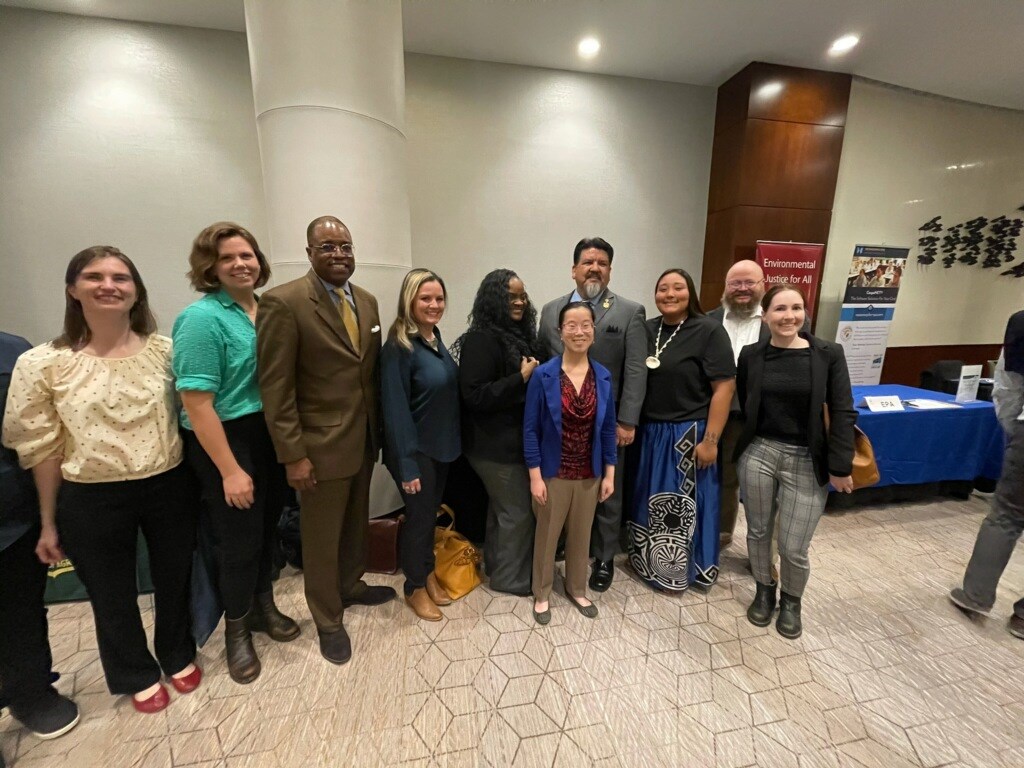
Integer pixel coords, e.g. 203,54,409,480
313,243,354,255
725,279,763,290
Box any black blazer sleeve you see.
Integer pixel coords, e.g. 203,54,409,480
458,332,527,413
824,343,857,477
736,347,750,421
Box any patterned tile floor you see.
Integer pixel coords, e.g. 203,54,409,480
4,493,1024,767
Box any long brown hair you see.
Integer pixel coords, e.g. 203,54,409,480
55,246,157,349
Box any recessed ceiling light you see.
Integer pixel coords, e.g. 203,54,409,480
578,37,601,59
829,34,860,56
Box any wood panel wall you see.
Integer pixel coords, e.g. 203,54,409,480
881,345,1003,386
700,63,852,310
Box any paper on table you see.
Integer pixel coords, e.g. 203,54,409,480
903,399,962,410
863,395,905,412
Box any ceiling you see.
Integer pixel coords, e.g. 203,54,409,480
4,0,1023,110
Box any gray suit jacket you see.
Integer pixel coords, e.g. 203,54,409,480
538,289,647,426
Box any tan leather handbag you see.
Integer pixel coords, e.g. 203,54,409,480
433,505,482,599
849,426,880,489
824,406,880,490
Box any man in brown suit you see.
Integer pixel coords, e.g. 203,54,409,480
256,215,396,665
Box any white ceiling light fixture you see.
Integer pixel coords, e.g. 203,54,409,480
577,37,601,59
828,34,860,56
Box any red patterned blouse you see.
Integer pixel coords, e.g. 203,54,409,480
557,366,597,480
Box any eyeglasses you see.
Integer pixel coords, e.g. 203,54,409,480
561,322,594,333
508,292,529,304
726,279,763,290
313,243,354,255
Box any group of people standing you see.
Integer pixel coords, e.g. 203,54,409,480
0,221,857,742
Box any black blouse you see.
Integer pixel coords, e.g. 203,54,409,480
641,315,735,422
755,346,812,446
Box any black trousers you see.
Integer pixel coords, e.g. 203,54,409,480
185,413,284,620
58,464,197,695
397,454,449,596
0,525,57,717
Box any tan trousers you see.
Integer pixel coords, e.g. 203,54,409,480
298,451,373,632
532,477,599,602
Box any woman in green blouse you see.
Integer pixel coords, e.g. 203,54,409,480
172,222,299,685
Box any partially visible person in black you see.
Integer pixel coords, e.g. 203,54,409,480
451,269,541,596
0,332,80,742
381,269,461,621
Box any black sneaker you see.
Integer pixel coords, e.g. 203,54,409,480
0,672,59,713
16,694,80,740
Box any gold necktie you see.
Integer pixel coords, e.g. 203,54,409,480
335,289,360,354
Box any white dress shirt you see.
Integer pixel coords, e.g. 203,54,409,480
722,305,764,363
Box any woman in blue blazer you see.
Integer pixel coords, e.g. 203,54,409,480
524,302,617,624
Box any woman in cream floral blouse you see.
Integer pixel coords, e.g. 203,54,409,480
2,246,201,714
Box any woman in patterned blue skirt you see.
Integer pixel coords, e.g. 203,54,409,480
629,269,735,591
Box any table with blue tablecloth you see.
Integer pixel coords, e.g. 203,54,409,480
829,384,1005,506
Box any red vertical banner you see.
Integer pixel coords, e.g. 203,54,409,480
754,241,826,321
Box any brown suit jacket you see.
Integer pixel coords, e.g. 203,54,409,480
256,270,382,481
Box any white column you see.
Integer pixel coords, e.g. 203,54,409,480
243,0,412,300
244,0,410,515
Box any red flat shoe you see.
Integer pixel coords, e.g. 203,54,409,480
169,664,203,694
132,684,170,714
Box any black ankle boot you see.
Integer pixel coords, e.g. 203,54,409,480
777,592,802,639
225,615,261,684
247,591,301,642
746,581,777,627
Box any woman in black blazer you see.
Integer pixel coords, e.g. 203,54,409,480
452,269,542,596
734,284,856,639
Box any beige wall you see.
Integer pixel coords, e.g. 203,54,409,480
405,54,716,335
819,78,1024,346
0,7,267,344
0,11,717,346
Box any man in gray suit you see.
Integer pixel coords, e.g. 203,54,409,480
538,237,647,591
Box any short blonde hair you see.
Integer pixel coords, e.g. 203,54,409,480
389,268,447,351
187,222,270,293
